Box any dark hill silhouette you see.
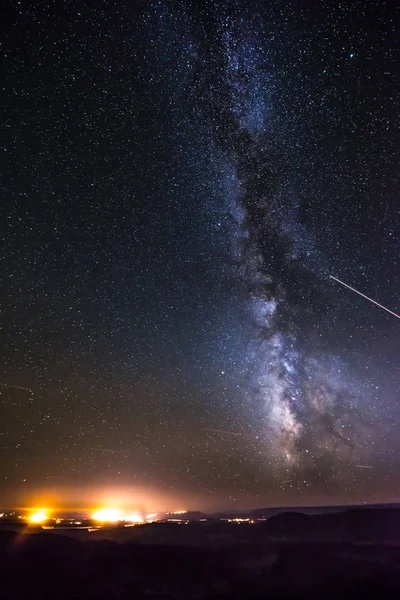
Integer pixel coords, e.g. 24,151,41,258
258,508,400,542
261,511,314,537
0,508,400,599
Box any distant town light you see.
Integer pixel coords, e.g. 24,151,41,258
29,510,48,524
92,508,122,523
146,513,157,522
227,518,250,523
125,512,143,524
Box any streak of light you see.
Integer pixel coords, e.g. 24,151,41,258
354,464,373,469
90,448,132,454
330,275,400,319
0,384,34,393
279,480,294,484
203,428,253,438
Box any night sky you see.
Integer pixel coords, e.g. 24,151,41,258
1,0,399,511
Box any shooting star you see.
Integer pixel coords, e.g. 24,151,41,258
0,384,34,393
90,448,132,454
354,464,373,469
203,428,254,439
330,275,400,319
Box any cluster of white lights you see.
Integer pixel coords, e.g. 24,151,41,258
91,509,164,524
6,507,189,527
222,518,255,524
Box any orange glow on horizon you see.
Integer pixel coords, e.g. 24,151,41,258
92,508,122,523
145,513,157,522
28,510,48,524
125,512,144,523
10,483,212,516
91,509,146,524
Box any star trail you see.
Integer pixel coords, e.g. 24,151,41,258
1,0,399,510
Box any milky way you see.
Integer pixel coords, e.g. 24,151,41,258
1,0,399,509
181,3,399,496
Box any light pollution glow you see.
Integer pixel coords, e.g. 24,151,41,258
92,508,123,523
4,479,371,512
91,509,153,524
12,486,191,524
1,507,187,525
28,510,48,524
10,485,199,513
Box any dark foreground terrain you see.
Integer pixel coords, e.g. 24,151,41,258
1,508,400,599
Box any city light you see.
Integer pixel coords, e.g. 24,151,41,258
29,510,48,524
222,517,252,524
145,513,157,522
125,512,143,524
91,508,122,523
0,508,259,528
